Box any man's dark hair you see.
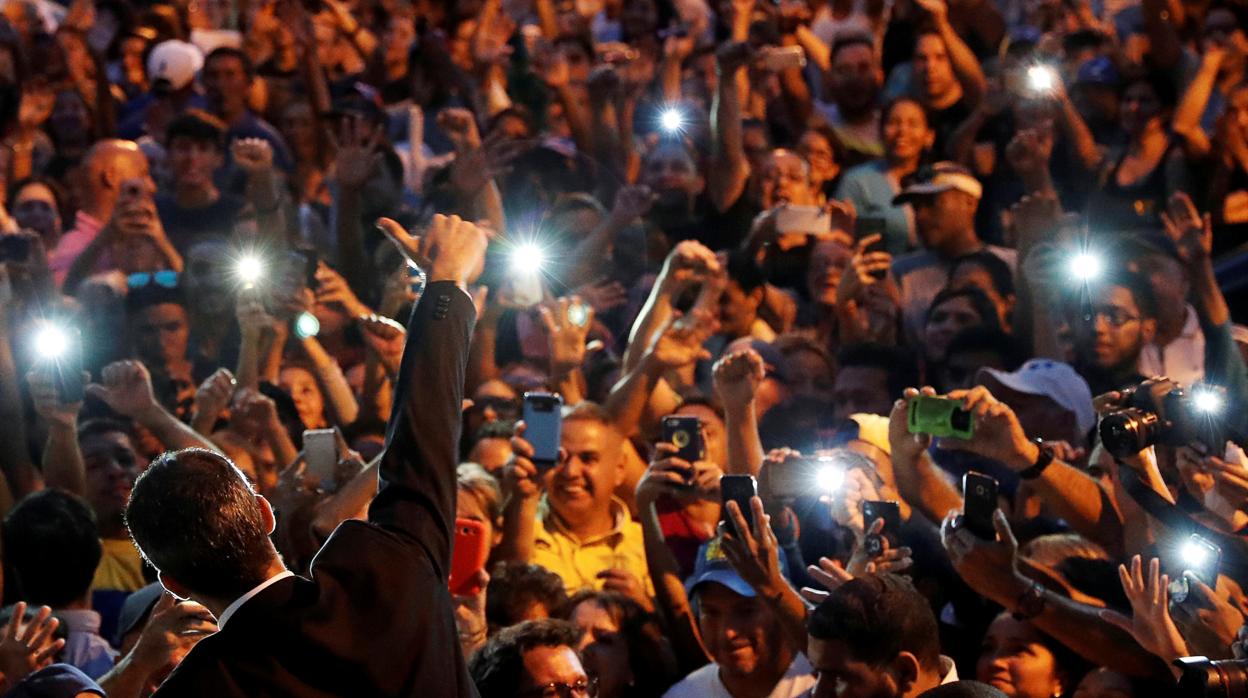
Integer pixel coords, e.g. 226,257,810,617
205,46,255,80
916,681,1009,698
3,490,102,608
469,619,580,697
726,247,767,293
485,562,568,631
808,573,942,672
925,286,1002,334
77,417,134,444
949,250,1015,298
165,109,227,151
836,343,921,402
830,32,875,62
945,327,1026,369
125,448,276,600
1095,269,1159,320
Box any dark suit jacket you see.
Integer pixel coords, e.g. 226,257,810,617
154,281,480,697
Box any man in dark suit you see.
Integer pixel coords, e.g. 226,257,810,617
124,214,488,697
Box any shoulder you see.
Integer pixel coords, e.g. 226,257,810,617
892,249,936,277
662,664,723,698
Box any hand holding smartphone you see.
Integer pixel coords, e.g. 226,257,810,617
523,392,564,474
862,500,901,556
662,415,703,465
961,471,999,540
450,519,490,596
720,474,758,535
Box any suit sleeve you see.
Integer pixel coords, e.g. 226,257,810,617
369,280,476,577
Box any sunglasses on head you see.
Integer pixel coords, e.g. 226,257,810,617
128,270,179,289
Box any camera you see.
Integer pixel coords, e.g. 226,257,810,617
1174,656,1248,698
1099,381,1231,459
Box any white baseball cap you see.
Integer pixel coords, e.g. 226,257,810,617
146,40,203,91
978,359,1096,436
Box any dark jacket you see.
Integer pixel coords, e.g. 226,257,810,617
154,281,480,698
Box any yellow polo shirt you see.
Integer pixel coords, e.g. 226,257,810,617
93,537,146,592
533,497,654,596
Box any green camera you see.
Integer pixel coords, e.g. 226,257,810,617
907,396,974,439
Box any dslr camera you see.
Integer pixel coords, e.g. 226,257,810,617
1174,656,1248,698
1099,380,1230,459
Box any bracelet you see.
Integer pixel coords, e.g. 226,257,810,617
1018,439,1055,480
1012,579,1047,620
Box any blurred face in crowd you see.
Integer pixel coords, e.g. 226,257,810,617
807,240,852,306
168,137,223,191
1119,80,1164,137
760,150,817,210
743,123,772,175
912,191,977,251
456,488,502,549
50,89,92,150
640,145,704,208
881,100,933,165
718,280,763,338
912,34,957,103
1072,668,1135,698
520,644,590,698
977,614,1065,698
830,41,883,115
182,241,233,317
570,599,633,696
1203,9,1248,68
949,262,1012,328
785,347,835,402
469,436,512,474
204,53,251,118
81,428,140,533
924,295,986,364
12,182,61,243
131,302,190,369
382,14,417,75
1129,252,1188,326
281,101,320,161
547,418,625,527
620,0,658,40
832,365,892,422
697,583,786,682
941,348,1009,392
280,366,327,429
798,131,839,190
1074,285,1155,374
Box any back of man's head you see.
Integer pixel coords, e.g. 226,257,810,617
808,573,942,673
126,448,276,600
486,561,569,631
469,619,580,697
916,681,1008,698
3,490,101,608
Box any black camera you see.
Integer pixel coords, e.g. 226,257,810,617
1099,381,1230,459
1175,656,1248,698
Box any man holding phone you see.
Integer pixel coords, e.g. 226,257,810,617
123,214,487,697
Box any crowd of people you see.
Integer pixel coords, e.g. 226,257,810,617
0,0,1247,694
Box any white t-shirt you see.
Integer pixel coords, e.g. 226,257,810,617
662,655,816,698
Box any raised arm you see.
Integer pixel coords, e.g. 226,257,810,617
713,350,765,476
372,215,485,568
708,42,752,213
87,361,223,454
915,0,987,106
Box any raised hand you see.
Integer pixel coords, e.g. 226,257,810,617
231,137,275,174
716,41,753,74
940,386,1039,472
913,0,948,23
503,422,543,502
1005,128,1054,178
1160,192,1212,270
610,185,656,224
329,116,382,190
889,388,933,465
657,240,721,294
192,368,237,431
534,43,571,90
713,348,765,409
26,369,84,427
638,442,722,505
128,593,217,678
446,131,527,196
940,509,1024,606
596,569,654,611
314,263,370,318
87,360,159,419
540,296,594,376
376,214,490,288
0,603,64,692
845,517,913,577
358,314,406,376
645,312,714,370
437,107,482,153
573,280,628,315
453,569,490,654
1008,192,1061,248
801,557,854,604
1100,556,1190,661
720,496,788,596
1170,573,1245,659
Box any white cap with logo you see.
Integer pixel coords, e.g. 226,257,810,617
146,40,204,91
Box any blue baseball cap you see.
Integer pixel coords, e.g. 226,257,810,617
685,536,789,598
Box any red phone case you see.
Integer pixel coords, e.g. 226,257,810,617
449,519,490,596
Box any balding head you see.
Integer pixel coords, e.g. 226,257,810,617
83,140,150,219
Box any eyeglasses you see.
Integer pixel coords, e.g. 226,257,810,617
518,678,597,698
1084,307,1140,328
128,271,179,289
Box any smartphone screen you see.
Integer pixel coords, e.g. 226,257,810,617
908,396,974,439
662,415,702,464
303,428,339,489
720,474,758,534
961,471,999,540
862,500,901,555
54,328,84,404
523,392,564,473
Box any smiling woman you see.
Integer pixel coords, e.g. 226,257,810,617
976,613,1090,698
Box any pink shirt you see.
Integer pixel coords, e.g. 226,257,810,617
49,211,104,288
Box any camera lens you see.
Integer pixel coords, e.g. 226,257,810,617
1176,657,1248,698
1099,409,1160,459
950,409,971,431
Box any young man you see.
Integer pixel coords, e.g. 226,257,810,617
1070,270,1158,396
125,281,198,419
123,214,488,696
201,47,293,172
817,34,885,162
832,344,920,423
468,619,591,698
154,110,248,253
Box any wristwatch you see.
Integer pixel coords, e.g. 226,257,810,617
1018,439,1055,481
1013,579,1047,620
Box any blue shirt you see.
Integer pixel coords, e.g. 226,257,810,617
834,160,913,256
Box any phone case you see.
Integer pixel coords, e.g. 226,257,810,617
523,393,563,470
720,475,758,532
962,472,999,540
663,416,702,464
908,396,975,439
450,519,490,596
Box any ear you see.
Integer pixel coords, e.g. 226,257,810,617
887,652,922,695
256,495,277,536
922,129,936,150
157,572,191,601
1140,317,1158,345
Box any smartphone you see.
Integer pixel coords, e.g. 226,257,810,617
662,415,703,465
907,396,974,439
758,45,806,70
290,249,319,290
449,518,490,596
54,328,84,404
862,500,901,557
855,216,888,279
720,474,758,535
775,205,831,235
961,471,999,540
1171,533,1222,603
0,235,32,263
303,428,339,489
523,392,564,474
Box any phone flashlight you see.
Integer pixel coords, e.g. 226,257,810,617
294,311,320,339
1182,539,1211,568
1192,387,1224,414
1070,252,1102,282
568,301,589,327
34,324,69,358
1027,65,1057,93
236,254,264,287
659,107,685,135
815,457,844,492
510,242,546,276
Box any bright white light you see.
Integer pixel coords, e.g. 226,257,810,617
1181,540,1210,568
34,325,68,358
1027,65,1056,93
659,107,685,134
1071,252,1102,281
236,255,263,285
294,311,320,339
510,243,546,276
1192,388,1223,414
816,466,844,492
568,303,588,327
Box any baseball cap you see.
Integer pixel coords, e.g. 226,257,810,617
893,162,983,205
747,339,790,385
1075,56,1120,88
147,40,203,92
686,536,789,598
977,359,1096,435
